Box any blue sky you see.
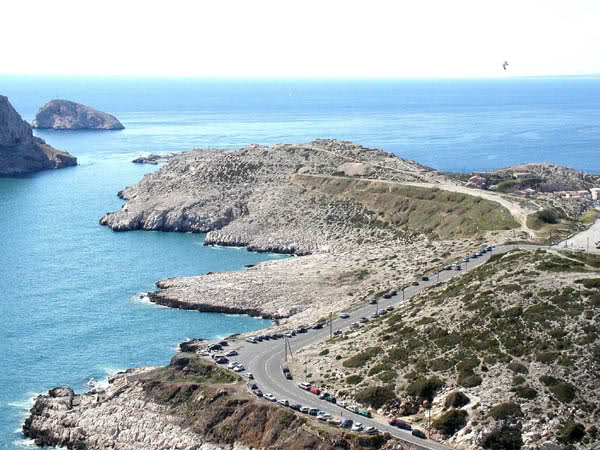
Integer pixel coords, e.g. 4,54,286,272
3,0,600,78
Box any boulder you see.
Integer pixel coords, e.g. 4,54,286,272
0,95,77,176
32,99,124,130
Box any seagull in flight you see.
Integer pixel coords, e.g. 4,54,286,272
503,61,509,70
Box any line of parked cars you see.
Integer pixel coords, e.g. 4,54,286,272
299,382,372,418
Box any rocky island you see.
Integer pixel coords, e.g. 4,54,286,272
24,140,600,449
32,99,125,130
0,96,77,176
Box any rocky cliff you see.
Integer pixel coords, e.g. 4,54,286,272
32,99,125,130
23,350,411,450
0,96,77,176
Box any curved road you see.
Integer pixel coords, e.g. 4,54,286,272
215,244,548,449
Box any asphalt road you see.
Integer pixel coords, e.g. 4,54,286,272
209,244,544,450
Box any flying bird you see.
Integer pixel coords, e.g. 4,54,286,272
503,61,509,70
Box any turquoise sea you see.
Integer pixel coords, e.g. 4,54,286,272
1,77,600,449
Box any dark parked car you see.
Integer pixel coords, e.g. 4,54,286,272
290,403,302,411
282,368,292,380
411,429,426,439
422,275,429,281
340,419,353,429
254,389,263,397
326,396,336,404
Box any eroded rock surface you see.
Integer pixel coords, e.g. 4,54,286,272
32,99,124,130
0,95,77,176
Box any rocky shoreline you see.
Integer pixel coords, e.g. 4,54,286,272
0,95,77,175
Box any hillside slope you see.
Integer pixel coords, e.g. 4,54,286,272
289,249,600,450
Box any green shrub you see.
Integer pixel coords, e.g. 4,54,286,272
346,375,363,385
406,377,445,401
540,375,559,386
342,347,382,368
512,376,526,385
378,371,397,383
433,409,468,436
550,382,577,403
481,424,523,450
355,385,397,409
577,278,600,289
559,421,586,443
488,402,523,420
507,362,528,374
319,349,330,356
536,351,559,364
536,209,559,225
459,373,483,388
512,385,537,399
444,391,470,408
368,363,391,376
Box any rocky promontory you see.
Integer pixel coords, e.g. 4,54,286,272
32,99,125,130
0,96,77,176
23,349,407,450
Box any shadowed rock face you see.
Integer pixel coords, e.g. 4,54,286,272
0,95,77,176
32,99,124,130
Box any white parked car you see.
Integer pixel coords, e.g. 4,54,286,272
339,312,350,319
233,365,244,372
264,393,276,402
347,405,359,413
351,422,363,432
337,400,347,408
278,399,289,407
318,412,332,421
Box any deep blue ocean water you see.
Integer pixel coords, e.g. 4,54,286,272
1,76,600,449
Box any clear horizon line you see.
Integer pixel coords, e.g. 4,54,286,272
2,73,600,81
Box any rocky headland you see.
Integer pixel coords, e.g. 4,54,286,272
0,95,77,176
32,99,125,130
23,350,419,450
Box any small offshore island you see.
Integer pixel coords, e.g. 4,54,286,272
32,99,125,130
25,140,600,450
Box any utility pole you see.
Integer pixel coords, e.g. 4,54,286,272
437,270,440,283
329,312,333,339
402,286,405,302
284,336,287,362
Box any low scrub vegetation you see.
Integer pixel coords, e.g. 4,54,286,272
433,409,468,436
355,385,397,409
444,391,470,408
406,377,444,401
488,402,523,420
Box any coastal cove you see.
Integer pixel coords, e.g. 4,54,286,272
2,77,600,449
0,131,286,450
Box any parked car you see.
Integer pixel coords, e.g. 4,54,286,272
300,406,310,414
215,356,228,364
308,408,319,416
208,344,222,351
351,422,363,432
328,417,342,426
337,400,347,408
310,386,321,395
389,418,412,430
255,335,263,342
254,389,263,397
386,306,394,312
421,275,429,281
245,337,257,344
364,426,377,435
282,367,292,379
333,330,342,336
278,399,289,407
340,419,353,429
317,412,331,421
244,372,254,379
370,313,379,319
350,322,360,329
312,322,325,329
383,292,392,299
412,280,419,286
264,393,276,402
298,382,311,390
297,327,308,333
326,396,337,404
290,403,302,411
359,317,369,323
233,366,244,372
368,299,377,304
225,350,238,357
319,392,331,400
346,405,359,413
339,312,350,319
412,429,426,439
359,409,372,418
